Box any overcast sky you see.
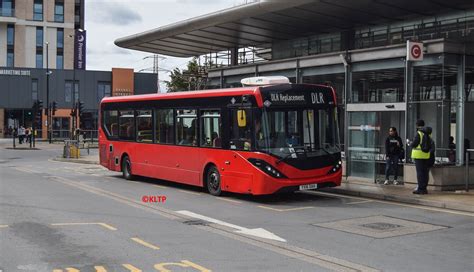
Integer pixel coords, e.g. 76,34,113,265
85,0,251,90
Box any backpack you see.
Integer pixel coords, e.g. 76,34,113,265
420,132,432,153
427,139,436,168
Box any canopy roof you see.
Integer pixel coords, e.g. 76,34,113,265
115,0,474,57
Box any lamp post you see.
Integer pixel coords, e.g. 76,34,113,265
46,41,51,144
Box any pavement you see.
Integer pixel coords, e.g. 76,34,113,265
51,148,474,214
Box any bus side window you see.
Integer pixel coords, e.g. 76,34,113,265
103,110,118,138
200,110,221,148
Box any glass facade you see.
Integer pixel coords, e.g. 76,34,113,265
54,0,64,22
0,0,14,17
97,82,111,102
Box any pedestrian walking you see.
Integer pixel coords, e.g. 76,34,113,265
384,127,403,185
409,120,433,194
25,127,30,143
18,126,25,144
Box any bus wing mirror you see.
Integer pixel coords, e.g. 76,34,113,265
237,110,247,127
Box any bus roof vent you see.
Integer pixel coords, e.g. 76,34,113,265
241,76,290,86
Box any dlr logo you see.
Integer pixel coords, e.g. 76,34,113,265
311,92,325,104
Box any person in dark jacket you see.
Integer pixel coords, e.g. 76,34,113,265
409,120,432,194
384,127,403,185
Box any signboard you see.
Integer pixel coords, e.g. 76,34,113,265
260,85,334,108
406,41,423,61
74,30,87,70
0,69,31,76
112,68,134,96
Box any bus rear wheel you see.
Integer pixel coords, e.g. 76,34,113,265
121,155,134,180
206,165,222,196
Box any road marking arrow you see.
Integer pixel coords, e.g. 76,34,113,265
177,210,286,242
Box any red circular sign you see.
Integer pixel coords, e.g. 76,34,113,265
411,44,421,59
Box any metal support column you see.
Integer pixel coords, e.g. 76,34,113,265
456,55,465,166
296,59,302,84
404,59,413,162
343,57,351,180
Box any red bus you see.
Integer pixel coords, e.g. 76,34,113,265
99,77,342,195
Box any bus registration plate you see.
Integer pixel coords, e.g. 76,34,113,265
299,183,318,190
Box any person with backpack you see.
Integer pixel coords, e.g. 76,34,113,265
409,119,434,194
384,127,403,185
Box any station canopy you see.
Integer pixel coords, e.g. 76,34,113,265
115,0,474,58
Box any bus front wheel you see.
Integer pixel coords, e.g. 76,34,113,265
206,165,222,196
121,155,134,180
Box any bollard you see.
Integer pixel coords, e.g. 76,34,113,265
466,151,470,192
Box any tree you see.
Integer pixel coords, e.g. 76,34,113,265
165,57,209,92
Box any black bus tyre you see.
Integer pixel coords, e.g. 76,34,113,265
122,155,134,180
206,165,222,196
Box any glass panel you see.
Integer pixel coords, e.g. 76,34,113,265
36,53,43,68
136,110,153,143
352,68,405,103
118,110,135,140
7,52,14,67
33,0,43,21
156,109,174,144
57,28,64,48
200,110,221,148
176,109,197,146
56,55,63,69
55,1,64,22
348,112,377,180
7,25,14,45
103,110,118,137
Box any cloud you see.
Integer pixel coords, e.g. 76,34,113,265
88,1,142,25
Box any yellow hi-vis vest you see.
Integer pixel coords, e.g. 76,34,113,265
411,131,430,159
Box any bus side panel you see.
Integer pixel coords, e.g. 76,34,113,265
147,145,201,186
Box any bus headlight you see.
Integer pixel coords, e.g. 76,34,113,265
248,158,287,179
327,160,342,174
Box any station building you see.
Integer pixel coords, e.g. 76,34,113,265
116,0,473,189
0,0,157,139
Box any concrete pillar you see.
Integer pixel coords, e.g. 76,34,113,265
230,47,238,66
405,60,413,161
343,62,351,178
456,55,465,166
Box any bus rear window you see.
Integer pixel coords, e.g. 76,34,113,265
103,110,118,138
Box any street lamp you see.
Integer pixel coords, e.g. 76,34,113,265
45,41,52,143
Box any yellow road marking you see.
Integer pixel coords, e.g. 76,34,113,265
345,200,373,205
52,268,80,272
152,184,167,189
0,225,8,228
131,237,160,250
94,266,107,272
178,189,202,196
257,205,314,212
305,191,474,217
51,222,117,231
215,197,242,204
122,264,142,272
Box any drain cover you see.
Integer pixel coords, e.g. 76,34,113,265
313,215,448,238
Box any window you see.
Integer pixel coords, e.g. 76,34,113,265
119,110,135,141
54,0,64,22
155,109,174,144
136,110,153,143
97,82,111,102
7,24,14,45
7,52,14,67
65,81,78,102
103,110,118,137
200,110,221,148
57,28,64,48
36,27,43,47
56,54,63,69
176,109,197,146
0,0,14,16
229,108,252,150
35,52,43,68
33,0,43,21
32,79,38,100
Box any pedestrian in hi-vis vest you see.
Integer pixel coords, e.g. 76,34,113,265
408,119,434,195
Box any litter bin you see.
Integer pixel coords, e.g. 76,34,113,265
63,140,80,159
